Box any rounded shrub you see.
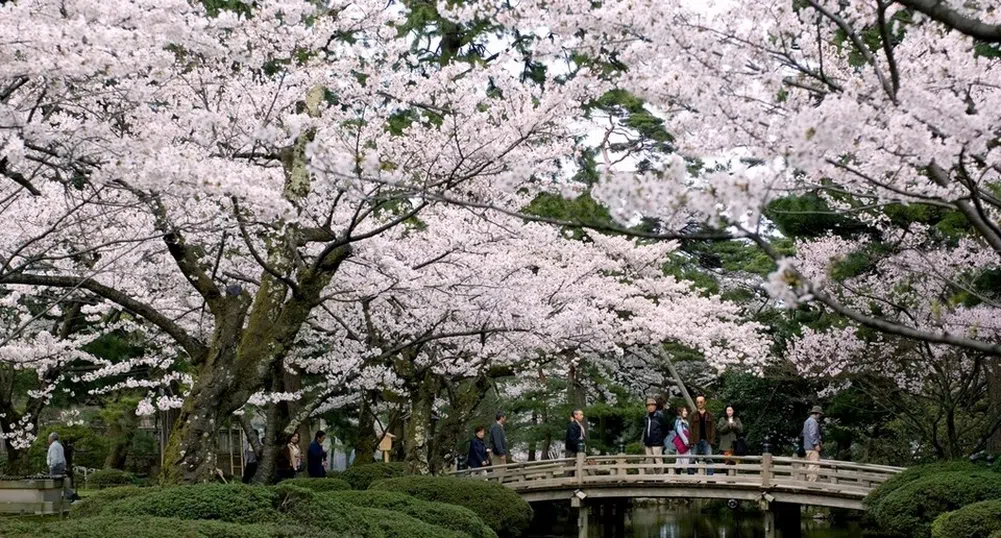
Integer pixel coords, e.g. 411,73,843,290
931,499,1001,538
71,485,155,517
327,489,497,538
341,462,407,490
87,469,139,489
870,471,1001,538
865,461,983,511
276,477,351,492
370,475,533,537
109,483,282,524
276,486,464,538
0,515,279,538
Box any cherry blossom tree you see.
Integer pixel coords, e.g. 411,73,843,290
438,0,1001,448
0,0,607,481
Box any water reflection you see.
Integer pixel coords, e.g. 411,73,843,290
529,503,863,538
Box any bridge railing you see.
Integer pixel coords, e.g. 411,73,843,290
453,453,901,498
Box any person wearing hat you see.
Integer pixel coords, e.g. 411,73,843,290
642,397,670,474
802,405,824,482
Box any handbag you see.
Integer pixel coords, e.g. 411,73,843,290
672,430,688,453
733,437,747,456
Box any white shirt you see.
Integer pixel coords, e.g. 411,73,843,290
47,440,66,468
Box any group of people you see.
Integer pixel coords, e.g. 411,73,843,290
639,396,745,474
466,397,825,479
243,429,331,483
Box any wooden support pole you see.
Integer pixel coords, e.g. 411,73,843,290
662,352,697,412
577,502,588,538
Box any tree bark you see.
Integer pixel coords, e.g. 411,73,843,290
105,399,140,470
989,357,1001,454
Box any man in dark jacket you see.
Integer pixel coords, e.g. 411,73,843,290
488,412,508,466
467,426,489,470
689,396,716,475
565,409,586,457
306,430,328,478
642,398,669,474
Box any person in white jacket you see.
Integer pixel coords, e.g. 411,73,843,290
46,432,66,475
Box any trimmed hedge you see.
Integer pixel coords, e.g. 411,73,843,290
0,515,284,538
931,500,1001,538
108,483,283,524
370,475,532,537
276,485,465,538
869,471,1001,537
341,462,407,490
76,482,465,538
71,485,155,517
327,489,498,538
275,477,351,492
87,469,139,489
865,461,985,512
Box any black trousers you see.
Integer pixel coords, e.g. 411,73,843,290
242,461,259,483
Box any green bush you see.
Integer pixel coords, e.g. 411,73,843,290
865,461,984,512
67,482,465,538
87,469,139,489
931,499,1001,538
327,489,497,538
869,471,1001,537
276,477,351,492
341,462,407,490
990,532,1001,538
109,483,283,524
276,485,464,538
0,515,280,538
370,475,532,537
71,485,154,517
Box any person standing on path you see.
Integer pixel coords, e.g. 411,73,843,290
242,429,262,483
689,396,716,475
467,426,489,470
307,430,328,478
488,412,509,466
565,409,586,458
46,432,73,500
642,397,669,474
276,432,301,481
717,406,744,472
802,405,824,482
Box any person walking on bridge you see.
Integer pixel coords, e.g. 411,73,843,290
672,407,692,474
690,396,716,476
565,409,586,458
488,412,509,466
467,426,489,471
802,406,824,482
642,397,669,474
718,405,744,470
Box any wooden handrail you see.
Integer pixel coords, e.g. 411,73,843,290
451,453,903,504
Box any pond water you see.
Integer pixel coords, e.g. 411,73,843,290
528,503,863,538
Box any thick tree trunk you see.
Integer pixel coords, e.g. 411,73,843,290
105,400,140,470
989,357,1001,454
405,384,434,474
356,395,378,466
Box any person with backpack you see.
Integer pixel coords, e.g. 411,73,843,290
642,397,670,474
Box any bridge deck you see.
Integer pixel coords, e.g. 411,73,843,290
453,453,902,510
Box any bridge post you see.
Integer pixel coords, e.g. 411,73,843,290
576,452,585,485
571,493,588,538
761,451,773,488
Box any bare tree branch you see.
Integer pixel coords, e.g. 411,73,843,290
896,0,1001,43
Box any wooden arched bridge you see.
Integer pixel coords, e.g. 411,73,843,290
453,453,903,537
